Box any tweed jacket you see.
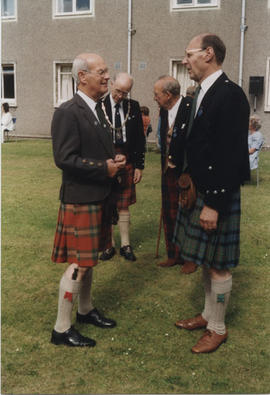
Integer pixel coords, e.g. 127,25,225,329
51,93,115,204
160,95,192,175
103,95,145,169
186,72,250,213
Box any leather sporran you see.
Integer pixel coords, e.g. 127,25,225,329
178,173,197,210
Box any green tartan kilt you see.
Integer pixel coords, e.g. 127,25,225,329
173,190,241,270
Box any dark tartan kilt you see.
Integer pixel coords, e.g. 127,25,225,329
117,162,136,210
51,203,112,267
161,168,180,258
173,190,241,270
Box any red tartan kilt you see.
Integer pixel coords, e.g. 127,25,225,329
51,203,111,267
117,162,136,210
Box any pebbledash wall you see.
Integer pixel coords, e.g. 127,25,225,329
2,0,270,146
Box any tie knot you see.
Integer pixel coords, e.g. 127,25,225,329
96,101,102,109
115,103,120,110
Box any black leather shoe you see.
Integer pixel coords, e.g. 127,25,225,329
99,247,116,261
120,245,136,261
51,326,96,347
77,308,116,328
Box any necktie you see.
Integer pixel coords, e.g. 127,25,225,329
95,101,110,129
182,85,201,172
114,103,123,144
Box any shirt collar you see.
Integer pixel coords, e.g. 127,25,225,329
168,96,182,121
200,69,223,95
77,90,97,113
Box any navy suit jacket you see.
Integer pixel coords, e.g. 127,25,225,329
103,95,145,169
160,95,192,175
51,93,115,204
186,73,250,213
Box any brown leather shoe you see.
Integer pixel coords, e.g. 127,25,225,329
191,329,228,354
181,261,197,274
158,258,177,267
175,314,208,330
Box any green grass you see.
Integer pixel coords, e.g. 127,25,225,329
2,140,270,394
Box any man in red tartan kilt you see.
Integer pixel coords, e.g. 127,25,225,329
153,75,197,274
50,53,126,347
99,73,145,262
174,34,250,353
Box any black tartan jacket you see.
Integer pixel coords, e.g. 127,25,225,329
103,95,146,169
160,95,193,175
51,93,115,204
186,73,250,213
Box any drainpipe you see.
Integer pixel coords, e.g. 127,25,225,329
127,0,132,75
239,0,248,87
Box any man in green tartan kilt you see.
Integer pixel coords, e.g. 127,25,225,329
173,34,250,353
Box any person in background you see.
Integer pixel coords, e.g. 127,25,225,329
154,75,196,274
1,102,14,140
248,115,264,171
99,72,145,262
186,85,196,98
141,106,152,137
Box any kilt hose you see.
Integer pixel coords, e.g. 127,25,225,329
173,189,241,270
52,203,112,267
161,167,181,260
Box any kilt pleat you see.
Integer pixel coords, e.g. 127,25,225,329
117,162,136,210
161,168,180,259
173,190,241,270
52,203,111,267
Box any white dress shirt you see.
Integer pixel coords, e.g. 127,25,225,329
77,90,99,121
196,69,223,115
168,96,182,128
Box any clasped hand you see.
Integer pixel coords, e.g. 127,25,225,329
199,205,218,232
106,154,126,178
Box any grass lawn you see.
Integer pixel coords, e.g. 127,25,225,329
2,140,270,394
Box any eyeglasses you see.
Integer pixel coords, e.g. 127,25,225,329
81,68,109,76
184,48,206,58
115,88,129,97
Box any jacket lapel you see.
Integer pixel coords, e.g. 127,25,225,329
75,94,114,158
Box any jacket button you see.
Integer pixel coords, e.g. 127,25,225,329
206,190,210,194
97,162,103,166
89,161,94,165
213,190,218,194
221,189,226,193
208,166,212,170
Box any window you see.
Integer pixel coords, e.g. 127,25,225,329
1,0,17,20
265,57,270,112
170,59,195,97
53,0,94,18
1,64,16,106
171,0,219,11
54,63,76,107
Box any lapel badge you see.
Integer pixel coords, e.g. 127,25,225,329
181,123,186,130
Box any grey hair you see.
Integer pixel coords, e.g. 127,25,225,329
157,75,180,96
72,57,90,86
250,115,262,131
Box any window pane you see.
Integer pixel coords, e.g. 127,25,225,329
198,0,211,4
1,0,15,17
3,74,15,98
177,0,192,4
57,0,72,13
76,0,90,11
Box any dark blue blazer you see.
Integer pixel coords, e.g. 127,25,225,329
186,73,250,213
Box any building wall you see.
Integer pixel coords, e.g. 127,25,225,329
2,0,270,145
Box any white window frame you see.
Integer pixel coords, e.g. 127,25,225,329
1,63,17,106
53,0,94,19
265,57,270,112
1,0,17,21
170,58,195,96
171,0,220,12
54,62,76,107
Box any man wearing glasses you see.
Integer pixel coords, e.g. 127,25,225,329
50,53,126,347
100,73,145,262
173,34,250,353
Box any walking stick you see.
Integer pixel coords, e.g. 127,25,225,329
155,208,163,258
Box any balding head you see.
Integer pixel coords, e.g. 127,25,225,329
72,53,109,101
154,75,180,110
111,72,133,104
